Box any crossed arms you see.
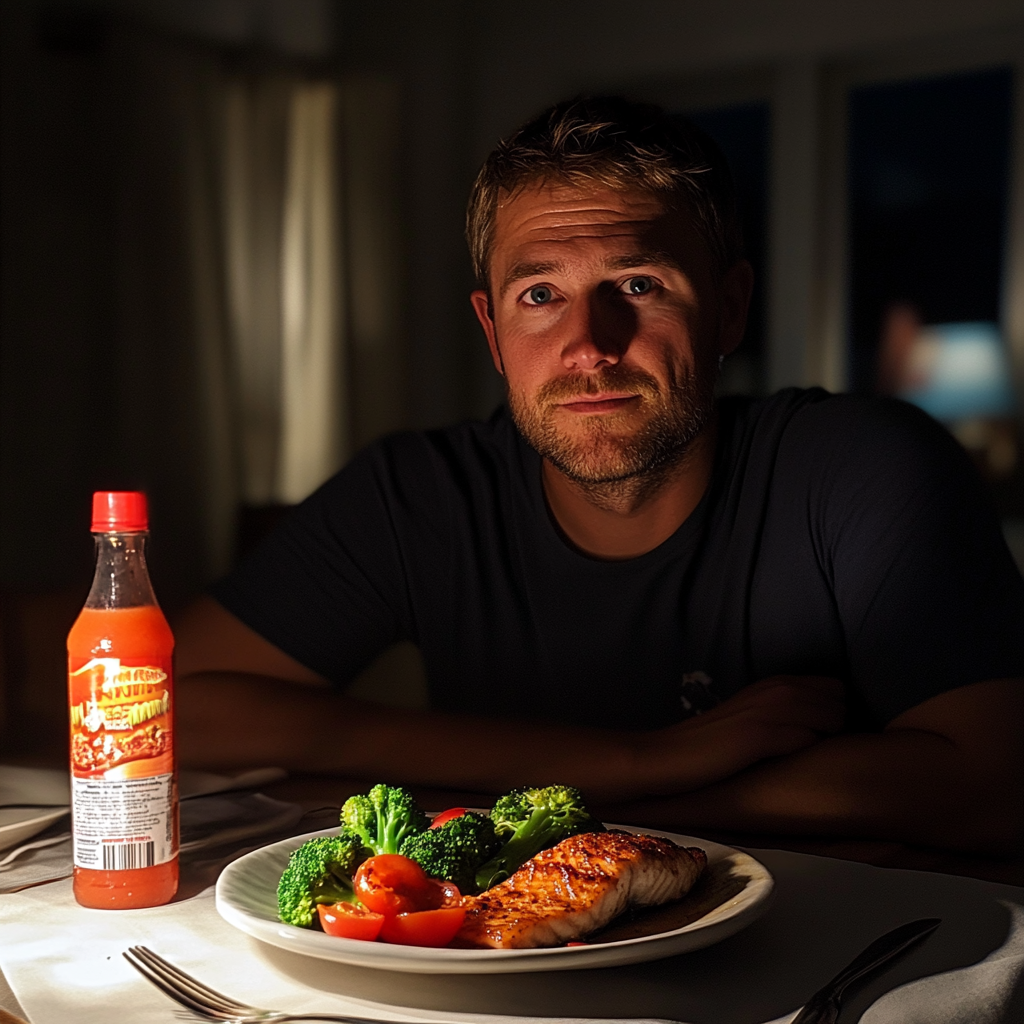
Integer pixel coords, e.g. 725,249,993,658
175,596,1023,857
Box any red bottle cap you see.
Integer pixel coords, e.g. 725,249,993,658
91,491,149,532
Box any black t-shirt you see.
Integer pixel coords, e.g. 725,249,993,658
212,388,1024,730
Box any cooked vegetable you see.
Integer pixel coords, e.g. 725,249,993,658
400,810,502,893
474,785,603,891
429,807,467,829
353,854,461,916
378,906,467,947
340,783,429,856
278,782,607,946
277,831,370,927
317,902,385,941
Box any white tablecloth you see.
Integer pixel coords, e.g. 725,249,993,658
1,849,1022,1024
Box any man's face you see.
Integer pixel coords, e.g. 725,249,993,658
471,181,749,486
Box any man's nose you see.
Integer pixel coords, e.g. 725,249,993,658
559,296,626,371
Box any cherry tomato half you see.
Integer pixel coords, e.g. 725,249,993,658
354,854,455,916
429,807,467,829
432,879,462,907
316,902,384,941
378,906,467,947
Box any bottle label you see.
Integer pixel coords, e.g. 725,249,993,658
68,655,176,868
72,773,175,869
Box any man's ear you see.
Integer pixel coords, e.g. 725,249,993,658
471,289,505,376
717,259,754,357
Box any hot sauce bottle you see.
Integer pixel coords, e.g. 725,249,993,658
67,491,178,908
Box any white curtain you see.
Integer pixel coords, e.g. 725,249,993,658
110,36,396,594
0,15,398,608
221,75,346,507
279,82,347,503
221,75,289,507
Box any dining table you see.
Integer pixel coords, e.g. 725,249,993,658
1,767,1022,1024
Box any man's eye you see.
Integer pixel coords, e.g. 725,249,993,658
623,276,654,295
526,285,554,304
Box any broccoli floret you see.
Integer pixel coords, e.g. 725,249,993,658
277,830,370,927
475,785,604,891
339,783,429,856
400,811,502,893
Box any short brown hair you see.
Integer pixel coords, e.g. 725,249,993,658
466,96,743,288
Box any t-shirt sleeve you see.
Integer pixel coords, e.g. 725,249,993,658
797,397,1024,723
209,434,445,685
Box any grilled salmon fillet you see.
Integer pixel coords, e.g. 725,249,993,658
455,830,707,949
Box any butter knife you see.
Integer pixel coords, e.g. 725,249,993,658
791,917,941,1024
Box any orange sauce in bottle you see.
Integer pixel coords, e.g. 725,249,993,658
68,492,178,908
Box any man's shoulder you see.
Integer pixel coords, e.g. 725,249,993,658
718,388,992,555
324,406,525,514
724,385,933,427
358,405,521,475
723,387,964,466
713,388,980,526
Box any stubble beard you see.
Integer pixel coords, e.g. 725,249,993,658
506,360,718,511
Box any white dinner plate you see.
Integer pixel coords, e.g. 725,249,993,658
0,766,70,852
215,824,774,974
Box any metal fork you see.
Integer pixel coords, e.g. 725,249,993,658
123,945,457,1024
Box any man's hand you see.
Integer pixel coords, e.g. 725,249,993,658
632,675,846,797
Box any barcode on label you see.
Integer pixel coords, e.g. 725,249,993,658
102,840,155,870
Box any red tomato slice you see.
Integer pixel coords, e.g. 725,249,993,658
429,807,467,829
316,902,384,941
378,906,467,947
353,854,439,916
432,880,462,907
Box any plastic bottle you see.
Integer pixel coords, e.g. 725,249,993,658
67,491,179,908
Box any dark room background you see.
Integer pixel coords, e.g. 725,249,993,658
2,0,1023,756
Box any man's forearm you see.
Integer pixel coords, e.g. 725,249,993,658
177,671,1022,856
174,671,830,802
177,671,643,799
600,728,1023,857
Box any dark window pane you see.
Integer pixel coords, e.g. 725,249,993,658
847,67,1013,394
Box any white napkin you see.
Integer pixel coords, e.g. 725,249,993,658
1,849,1021,1024
0,768,300,894
1,881,666,1024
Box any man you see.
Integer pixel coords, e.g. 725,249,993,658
176,97,1023,856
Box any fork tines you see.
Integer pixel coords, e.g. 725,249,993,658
123,945,254,1020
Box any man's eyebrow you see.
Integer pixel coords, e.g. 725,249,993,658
500,260,563,296
604,250,686,273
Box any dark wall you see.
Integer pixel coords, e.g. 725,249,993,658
1,5,118,592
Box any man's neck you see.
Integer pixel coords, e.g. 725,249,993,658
540,416,718,560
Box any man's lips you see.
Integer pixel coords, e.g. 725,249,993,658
555,393,640,414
